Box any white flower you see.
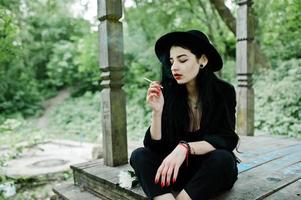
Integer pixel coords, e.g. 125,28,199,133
118,170,136,189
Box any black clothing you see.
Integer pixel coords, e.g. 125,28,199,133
130,147,238,200
130,80,239,199
143,79,238,154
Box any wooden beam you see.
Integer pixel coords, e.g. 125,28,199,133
236,0,255,136
98,0,128,166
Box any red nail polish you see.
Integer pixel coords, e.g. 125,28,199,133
155,179,159,184
172,178,176,183
166,182,170,187
161,182,165,187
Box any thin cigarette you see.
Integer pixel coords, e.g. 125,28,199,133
143,77,163,88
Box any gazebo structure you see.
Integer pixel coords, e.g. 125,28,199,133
99,0,255,168
53,0,301,199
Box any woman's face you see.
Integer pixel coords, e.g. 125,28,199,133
169,46,205,84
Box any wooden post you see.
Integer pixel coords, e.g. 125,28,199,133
236,0,255,136
98,0,128,166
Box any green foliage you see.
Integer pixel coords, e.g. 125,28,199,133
21,0,92,85
72,31,99,96
254,0,301,61
0,118,45,148
0,0,98,116
126,91,152,140
1,0,301,139
46,91,101,142
0,118,22,132
42,91,149,141
255,59,301,137
0,6,42,117
46,40,78,87
0,0,20,11
220,59,236,84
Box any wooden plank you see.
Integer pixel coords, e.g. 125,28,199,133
77,175,127,200
216,145,301,200
83,163,131,182
71,159,103,170
53,183,102,200
237,143,301,173
76,173,146,200
238,135,300,151
73,161,147,199
88,167,120,184
84,163,146,198
236,137,301,162
69,136,301,200
263,178,301,200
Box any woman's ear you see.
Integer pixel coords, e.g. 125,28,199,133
199,54,208,67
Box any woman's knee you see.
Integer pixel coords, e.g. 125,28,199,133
209,149,238,188
206,149,236,169
130,147,149,168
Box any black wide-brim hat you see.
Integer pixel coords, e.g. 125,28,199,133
155,30,223,71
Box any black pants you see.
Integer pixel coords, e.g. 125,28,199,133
130,147,238,200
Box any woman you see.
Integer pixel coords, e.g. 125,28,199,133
130,30,239,200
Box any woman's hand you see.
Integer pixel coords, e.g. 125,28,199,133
146,81,164,113
154,145,187,187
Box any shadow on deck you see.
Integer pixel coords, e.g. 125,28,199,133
53,135,301,200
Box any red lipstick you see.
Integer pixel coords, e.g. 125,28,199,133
173,73,182,80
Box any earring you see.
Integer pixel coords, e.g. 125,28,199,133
200,64,205,69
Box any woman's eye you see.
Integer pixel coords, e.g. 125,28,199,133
179,60,187,63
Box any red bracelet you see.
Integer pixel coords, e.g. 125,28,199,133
179,140,191,154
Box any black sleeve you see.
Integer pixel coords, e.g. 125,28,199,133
203,84,239,151
143,126,167,153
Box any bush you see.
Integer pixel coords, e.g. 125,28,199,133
0,6,42,117
46,91,101,142
254,59,301,137
46,40,78,87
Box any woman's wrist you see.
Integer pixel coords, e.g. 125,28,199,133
152,110,162,117
179,141,191,155
178,144,188,154
178,142,190,166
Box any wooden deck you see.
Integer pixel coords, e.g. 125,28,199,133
53,134,301,200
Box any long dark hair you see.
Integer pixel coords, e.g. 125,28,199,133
159,41,233,147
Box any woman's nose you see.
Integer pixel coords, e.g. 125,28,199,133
171,63,179,72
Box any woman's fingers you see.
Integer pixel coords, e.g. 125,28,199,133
150,81,163,89
155,162,177,187
147,87,161,96
166,164,174,186
146,93,160,103
160,164,169,187
155,164,163,184
146,87,161,103
172,165,180,184
148,84,161,92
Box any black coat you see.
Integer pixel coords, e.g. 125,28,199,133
143,78,239,155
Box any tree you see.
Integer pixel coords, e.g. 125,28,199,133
0,4,41,116
209,0,271,69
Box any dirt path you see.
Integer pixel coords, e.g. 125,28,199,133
35,88,70,130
